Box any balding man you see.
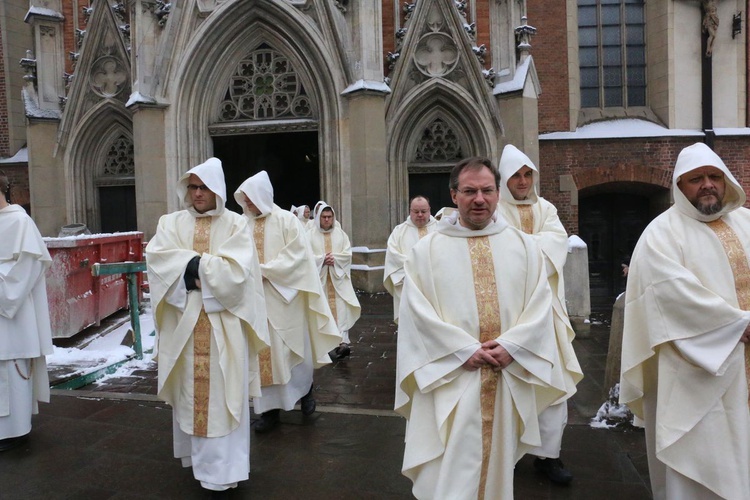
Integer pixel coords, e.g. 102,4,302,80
383,196,437,322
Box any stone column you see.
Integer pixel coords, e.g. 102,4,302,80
27,120,65,236
342,0,390,292
131,104,168,239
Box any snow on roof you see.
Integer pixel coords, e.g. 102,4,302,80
540,118,704,140
493,56,532,95
0,147,29,164
713,128,750,136
25,6,64,21
342,80,392,95
125,91,157,107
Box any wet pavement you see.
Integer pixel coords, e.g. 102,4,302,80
0,294,651,499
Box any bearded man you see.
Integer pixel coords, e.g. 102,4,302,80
620,142,750,499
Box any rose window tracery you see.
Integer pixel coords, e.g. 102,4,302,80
218,45,313,121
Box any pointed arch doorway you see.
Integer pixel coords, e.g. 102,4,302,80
213,131,320,214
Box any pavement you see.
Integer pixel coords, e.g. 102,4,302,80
0,294,652,499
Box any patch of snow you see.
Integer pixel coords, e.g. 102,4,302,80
493,56,532,95
567,234,586,252
125,91,157,107
22,88,61,120
540,118,704,140
351,264,385,271
341,80,392,95
714,128,750,136
590,384,634,429
351,246,386,254
25,7,64,21
44,231,142,242
0,148,29,164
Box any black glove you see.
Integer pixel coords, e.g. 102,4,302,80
184,256,201,291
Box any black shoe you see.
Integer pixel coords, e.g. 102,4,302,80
534,457,573,485
300,385,316,416
332,343,351,360
254,410,280,433
0,433,28,452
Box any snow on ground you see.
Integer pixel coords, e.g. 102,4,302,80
47,306,156,381
590,384,634,429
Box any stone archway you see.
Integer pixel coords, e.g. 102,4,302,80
387,80,499,225
166,5,346,219
65,101,133,232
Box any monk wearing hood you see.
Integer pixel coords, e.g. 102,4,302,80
620,142,750,499
146,158,269,491
307,204,361,359
234,171,340,433
497,145,583,485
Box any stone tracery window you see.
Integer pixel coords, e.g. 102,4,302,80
414,119,463,162
102,135,134,176
218,44,314,122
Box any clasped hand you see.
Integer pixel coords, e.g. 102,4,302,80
463,340,513,372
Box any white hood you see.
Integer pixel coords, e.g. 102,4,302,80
498,144,539,205
234,170,274,217
177,157,226,216
313,202,336,233
673,142,746,222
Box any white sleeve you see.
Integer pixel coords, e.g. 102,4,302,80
414,343,480,392
672,313,750,375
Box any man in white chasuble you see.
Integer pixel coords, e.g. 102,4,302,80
620,142,750,500
307,204,361,360
235,171,340,434
146,158,269,491
0,171,53,452
396,157,565,500
497,145,583,485
383,195,438,323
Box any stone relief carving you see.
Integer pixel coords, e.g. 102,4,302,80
103,135,135,176
40,26,56,38
414,118,463,162
414,33,458,77
90,56,128,97
218,45,314,122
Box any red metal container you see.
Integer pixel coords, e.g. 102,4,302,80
44,232,144,338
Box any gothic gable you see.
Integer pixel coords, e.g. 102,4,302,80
57,0,132,150
386,0,502,134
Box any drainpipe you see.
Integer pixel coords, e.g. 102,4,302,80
701,3,715,148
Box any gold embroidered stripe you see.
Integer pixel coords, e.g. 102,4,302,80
517,205,534,234
192,217,212,437
467,236,502,500
253,217,266,264
324,233,338,321
251,217,274,383
418,226,427,239
706,218,750,405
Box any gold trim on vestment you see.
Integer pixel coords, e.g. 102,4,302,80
467,236,502,500
706,218,750,404
251,218,274,386
324,233,338,322
517,205,534,234
192,217,212,437
418,226,427,239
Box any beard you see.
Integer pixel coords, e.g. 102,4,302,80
694,196,723,215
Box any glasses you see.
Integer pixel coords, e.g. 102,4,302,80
187,184,211,192
454,187,497,197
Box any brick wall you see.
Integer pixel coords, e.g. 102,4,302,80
382,0,395,75
0,163,30,209
528,0,570,133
